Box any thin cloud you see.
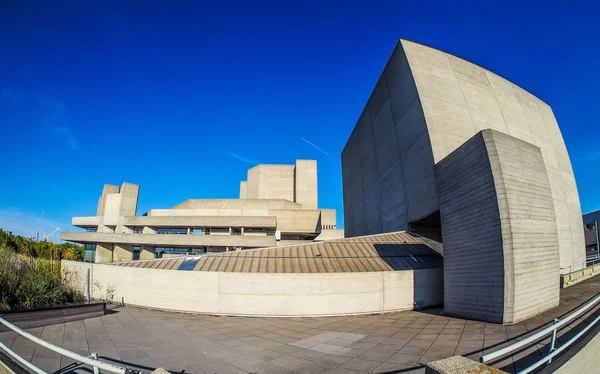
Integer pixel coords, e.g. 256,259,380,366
0,88,24,103
37,94,81,151
575,150,600,165
301,137,333,158
0,209,66,243
220,149,262,165
52,125,81,151
2,87,81,151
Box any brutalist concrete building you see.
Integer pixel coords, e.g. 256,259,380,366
342,39,585,323
61,160,341,263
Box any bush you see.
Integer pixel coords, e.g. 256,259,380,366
0,245,83,310
0,228,85,261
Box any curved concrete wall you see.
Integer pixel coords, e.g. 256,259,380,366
342,39,584,273
62,260,443,317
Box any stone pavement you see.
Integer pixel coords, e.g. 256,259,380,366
1,275,599,374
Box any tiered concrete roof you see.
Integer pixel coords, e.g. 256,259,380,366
109,231,443,273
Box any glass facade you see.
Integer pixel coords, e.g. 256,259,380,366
155,247,188,258
84,243,96,262
156,228,188,235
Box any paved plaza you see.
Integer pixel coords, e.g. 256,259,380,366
1,276,599,374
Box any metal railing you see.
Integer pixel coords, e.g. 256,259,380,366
480,293,600,374
560,257,600,274
0,317,142,374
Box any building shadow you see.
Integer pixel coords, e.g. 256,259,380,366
374,243,444,310
53,356,156,374
373,244,443,272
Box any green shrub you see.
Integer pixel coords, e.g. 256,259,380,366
0,244,83,311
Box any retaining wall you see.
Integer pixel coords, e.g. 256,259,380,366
62,260,443,317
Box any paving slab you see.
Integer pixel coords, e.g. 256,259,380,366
0,274,599,374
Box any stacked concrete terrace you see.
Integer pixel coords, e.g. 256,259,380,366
342,39,585,324
61,160,342,263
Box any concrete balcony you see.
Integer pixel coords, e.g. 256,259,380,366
120,215,276,228
72,216,100,228
61,231,276,248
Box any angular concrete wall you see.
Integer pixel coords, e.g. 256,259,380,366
63,260,443,317
239,181,247,199
118,183,139,217
246,165,295,201
341,43,434,237
96,184,119,216
402,40,584,273
436,130,559,323
342,38,584,275
435,131,505,322
294,160,318,210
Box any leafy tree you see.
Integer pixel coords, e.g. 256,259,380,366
0,228,84,261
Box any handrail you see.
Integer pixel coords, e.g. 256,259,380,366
0,317,140,374
519,314,600,374
560,258,600,274
480,293,600,366
0,342,46,374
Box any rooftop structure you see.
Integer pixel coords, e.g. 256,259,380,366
107,231,443,273
61,160,341,262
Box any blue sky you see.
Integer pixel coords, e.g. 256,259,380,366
0,1,599,239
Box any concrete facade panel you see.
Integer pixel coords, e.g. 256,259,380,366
294,160,318,210
239,181,247,199
246,165,295,201
63,260,443,317
118,183,139,217
97,184,119,216
102,194,121,226
121,215,277,228
435,131,505,323
436,130,559,324
62,231,276,248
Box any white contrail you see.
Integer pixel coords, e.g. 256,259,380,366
301,137,332,158
220,149,262,165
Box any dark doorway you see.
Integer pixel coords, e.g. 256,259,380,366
409,211,443,243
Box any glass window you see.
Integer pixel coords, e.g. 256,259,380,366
132,245,141,260
133,227,143,234
155,228,188,235
86,228,97,232
84,243,96,262
155,247,188,258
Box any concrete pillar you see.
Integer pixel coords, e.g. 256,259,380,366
95,243,113,263
229,227,232,235
142,226,156,234
140,245,155,260
241,227,244,235
113,244,132,262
